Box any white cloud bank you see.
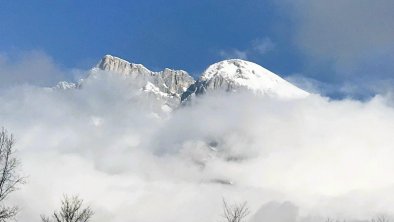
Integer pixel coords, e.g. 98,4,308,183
2,56,394,222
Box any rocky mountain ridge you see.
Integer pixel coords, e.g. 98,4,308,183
94,55,195,98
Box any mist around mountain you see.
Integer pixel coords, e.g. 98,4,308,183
2,55,394,222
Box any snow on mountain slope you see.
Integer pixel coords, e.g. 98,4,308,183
54,81,78,90
181,59,309,102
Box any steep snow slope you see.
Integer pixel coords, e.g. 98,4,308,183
181,59,309,102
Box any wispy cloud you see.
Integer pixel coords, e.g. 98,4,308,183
218,37,275,60
219,49,248,60
0,51,66,88
252,37,275,55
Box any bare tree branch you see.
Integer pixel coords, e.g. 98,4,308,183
41,195,94,222
222,199,249,222
372,215,390,222
0,127,25,221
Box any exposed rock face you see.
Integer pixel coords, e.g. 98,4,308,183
159,68,194,96
96,55,195,98
181,59,309,102
97,55,152,78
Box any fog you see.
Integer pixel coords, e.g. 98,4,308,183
2,64,394,222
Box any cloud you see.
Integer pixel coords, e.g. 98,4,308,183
283,0,394,65
0,51,73,88
219,49,249,60
274,0,394,97
3,58,394,221
219,37,275,60
251,201,298,222
286,72,394,100
252,37,275,55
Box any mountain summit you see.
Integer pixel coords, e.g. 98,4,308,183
181,59,309,102
95,55,195,98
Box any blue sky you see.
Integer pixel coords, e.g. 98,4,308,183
1,0,393,98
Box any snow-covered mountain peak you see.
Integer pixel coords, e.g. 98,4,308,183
202,59,269,79
181,59,309,102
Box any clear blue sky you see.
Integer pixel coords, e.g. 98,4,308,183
1,0,393,98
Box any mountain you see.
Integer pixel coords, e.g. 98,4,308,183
181,59,309,102
94,55,195,98
54,56,309,108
